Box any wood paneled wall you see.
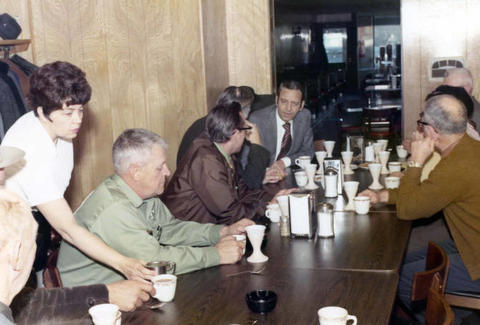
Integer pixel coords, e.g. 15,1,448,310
401,0,480,137
5,0,272,208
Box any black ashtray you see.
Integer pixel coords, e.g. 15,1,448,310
245,290,277,314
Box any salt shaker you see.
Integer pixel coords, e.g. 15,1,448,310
280,215,290,237
317,202,334,238
324,167,338,198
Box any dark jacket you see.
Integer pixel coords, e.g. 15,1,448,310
11,285,108,325
176,116,271,189
164,133,279,224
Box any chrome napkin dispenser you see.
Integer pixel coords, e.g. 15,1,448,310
288,193,315,238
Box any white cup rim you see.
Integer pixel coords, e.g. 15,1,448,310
152,274,177,283
245,225,266,232
318,306,348,318
89,304,119,320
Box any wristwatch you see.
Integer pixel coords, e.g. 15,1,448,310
407,160,423,168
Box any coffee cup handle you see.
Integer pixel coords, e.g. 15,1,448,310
347,315,357,325
167,261,176,274
295,158,300,166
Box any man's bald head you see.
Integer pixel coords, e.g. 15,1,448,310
443,68,473,94
424,95,467,135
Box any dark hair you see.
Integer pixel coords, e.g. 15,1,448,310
206,102,243,143
278,80,304,100
426,85,473,118
216,86,255,117
29,61,92,117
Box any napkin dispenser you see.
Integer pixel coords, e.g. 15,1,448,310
288,193,315,238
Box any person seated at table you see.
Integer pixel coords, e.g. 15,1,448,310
58,128,252,287
443,67,480,130
243,80,314,175
400,85,480,182
176,85,278,189
359,94,480,321
163,103,294,225
0,188,154,325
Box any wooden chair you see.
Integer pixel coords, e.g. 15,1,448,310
411,241,449,301
42,247,62,288
425,273,454,325
411,241,480,311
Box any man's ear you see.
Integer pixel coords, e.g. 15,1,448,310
128,164,142,181
299,100,305,111
275,95,279,105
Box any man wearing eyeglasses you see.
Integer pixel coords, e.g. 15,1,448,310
360,94,480,321
163,102,294,225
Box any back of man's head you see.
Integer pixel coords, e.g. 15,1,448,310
216,86,255,117
278,80,304,100
0,190,37,305
424,95,467,135
206,102,242,143
443,68,473,94
112,128,167,175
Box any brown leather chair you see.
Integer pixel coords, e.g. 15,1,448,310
425,273,454,325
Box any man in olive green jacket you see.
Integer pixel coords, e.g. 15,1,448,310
58,128,253,287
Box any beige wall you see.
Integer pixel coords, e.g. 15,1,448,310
4,0,272,209
401,0,480,137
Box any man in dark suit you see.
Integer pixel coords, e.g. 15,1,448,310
247,80,314,173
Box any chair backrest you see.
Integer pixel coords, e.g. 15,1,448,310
411,241,449,301
425,273,454,325
42,248,63,288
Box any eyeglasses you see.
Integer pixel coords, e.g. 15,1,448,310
237,126,253,131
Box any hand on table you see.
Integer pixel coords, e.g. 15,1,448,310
220,218,255,237
216,236,244,264
357,189,389,205
106,280,154,312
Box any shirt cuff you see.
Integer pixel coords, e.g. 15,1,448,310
209,224,224,243
281,157,291,168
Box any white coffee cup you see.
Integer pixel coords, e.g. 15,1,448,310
388,161,401,173
295,156,311,169
152,274,177,302
396,145,408,158
353,196,370,215
318,306,357,325
265,203,281,223
385,176,400,189
233,234,246,254
294,170,308,187
89,304,121,325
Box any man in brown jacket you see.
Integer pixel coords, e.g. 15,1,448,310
163,102,293,225
360,95,480,321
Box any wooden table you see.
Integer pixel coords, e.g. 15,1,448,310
124,267,399,325
96,167,410,325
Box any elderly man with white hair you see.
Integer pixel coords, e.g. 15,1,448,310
360,95,480,322
443,67,480,130
58,128,253,287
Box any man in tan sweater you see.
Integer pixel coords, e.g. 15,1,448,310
361,95,480,320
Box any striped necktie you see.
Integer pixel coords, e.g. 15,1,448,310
277,122,291,160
